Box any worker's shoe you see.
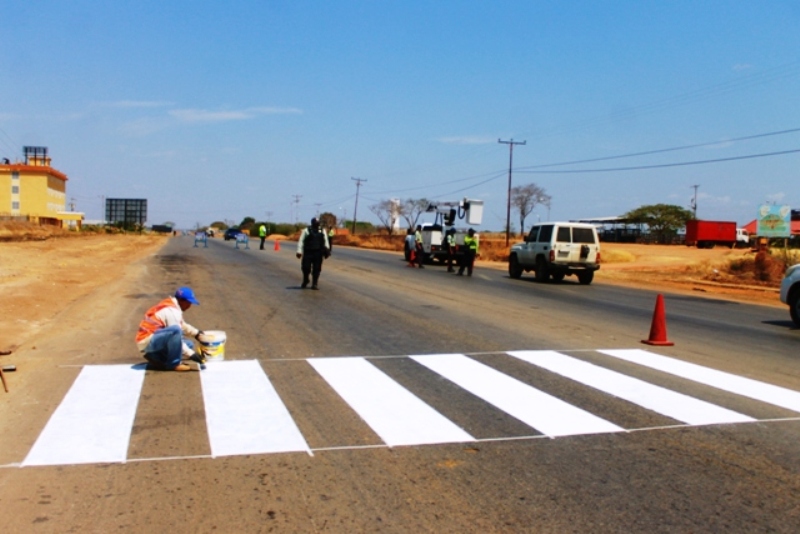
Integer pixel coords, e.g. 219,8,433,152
311,285,319,290
190,353,206,365
173,363,192,372
301,282,308,289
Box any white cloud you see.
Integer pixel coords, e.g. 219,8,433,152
765,192,786,203
102,100,174,108
733,63,753,71
169,106,302,123
436,136,495,145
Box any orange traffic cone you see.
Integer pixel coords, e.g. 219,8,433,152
274,239,280,251
642,294,674,346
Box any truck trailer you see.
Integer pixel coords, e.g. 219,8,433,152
685,220,739,248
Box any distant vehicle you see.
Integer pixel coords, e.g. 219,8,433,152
508,222,601,285
736,228,750,246
779,263,800,327
413,198,484,264
224,228,243,241
685,220,739,249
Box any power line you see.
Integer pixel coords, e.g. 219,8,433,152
516,147,800,174
516,127,800,170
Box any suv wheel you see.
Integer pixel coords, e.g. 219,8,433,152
790,288,800,327
577,271,594,285
509,255,523,279
535,257,549,283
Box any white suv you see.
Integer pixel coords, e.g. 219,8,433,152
779,263,800,327
508,222,601,285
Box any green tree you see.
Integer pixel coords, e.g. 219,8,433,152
623,203,693,242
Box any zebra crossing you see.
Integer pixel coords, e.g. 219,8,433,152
19,349,800,467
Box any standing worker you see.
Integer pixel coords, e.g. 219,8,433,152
457,228,479,277
135,287,209,371
404,228,416,266
413,224,425,269
296,217,330,290
444,227,457,273
328,225,336,253
258,223,267,250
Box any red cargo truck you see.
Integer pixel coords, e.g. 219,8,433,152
685,220,737,248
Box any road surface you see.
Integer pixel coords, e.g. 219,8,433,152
1,236,799,532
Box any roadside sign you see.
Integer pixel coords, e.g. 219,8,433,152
757,204,791,238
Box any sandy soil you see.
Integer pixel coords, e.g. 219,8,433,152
0,234,168,354
0,235,786,357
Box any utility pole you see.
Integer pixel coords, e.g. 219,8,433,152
690,185,699,218
351,177,366,235
265,210,273,235
314,203,322,217
498,138,526,245
292,194,302,224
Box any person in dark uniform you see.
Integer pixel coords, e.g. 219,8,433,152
296,218,331,290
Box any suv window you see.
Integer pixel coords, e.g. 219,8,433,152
537,225,553,243
572,227,595,243
526,226,539,242
556,226,571,243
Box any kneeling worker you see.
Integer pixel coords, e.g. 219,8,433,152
136,287,209,371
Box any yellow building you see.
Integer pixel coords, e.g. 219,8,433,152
0,146,83,228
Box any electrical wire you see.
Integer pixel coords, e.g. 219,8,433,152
516,127,800,170
516,148,800,174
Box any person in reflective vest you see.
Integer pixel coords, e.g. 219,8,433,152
296,217,331,289
135,287,208,371
457,228,479,276
444,227,457,273
413,225,425,269
259,223,267,250
328,226,336,252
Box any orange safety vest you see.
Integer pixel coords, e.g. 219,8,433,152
135,297,178,343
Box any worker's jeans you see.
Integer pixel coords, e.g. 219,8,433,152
144,325,188,370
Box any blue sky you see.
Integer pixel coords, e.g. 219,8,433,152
1,1,799,230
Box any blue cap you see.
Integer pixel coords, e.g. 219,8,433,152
175,287,199,305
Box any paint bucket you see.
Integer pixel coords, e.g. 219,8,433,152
197,330,226,361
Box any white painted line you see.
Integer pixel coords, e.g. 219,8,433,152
411,354,623,437
508,351,755,425
308,357,474,447
200,360,311,457
22,365,145,467
600,349,800,414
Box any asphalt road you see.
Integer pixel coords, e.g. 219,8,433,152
2,236,799,533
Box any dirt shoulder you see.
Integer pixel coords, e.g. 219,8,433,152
0,233,169,353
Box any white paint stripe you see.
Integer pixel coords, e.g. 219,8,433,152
200,360,310,457
309,357,474,447
411,354,623,437
600,349,800,414
508,351,755,425
22,365,145,466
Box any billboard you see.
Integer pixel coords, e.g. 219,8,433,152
756,204,791,238
106,198,147,226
